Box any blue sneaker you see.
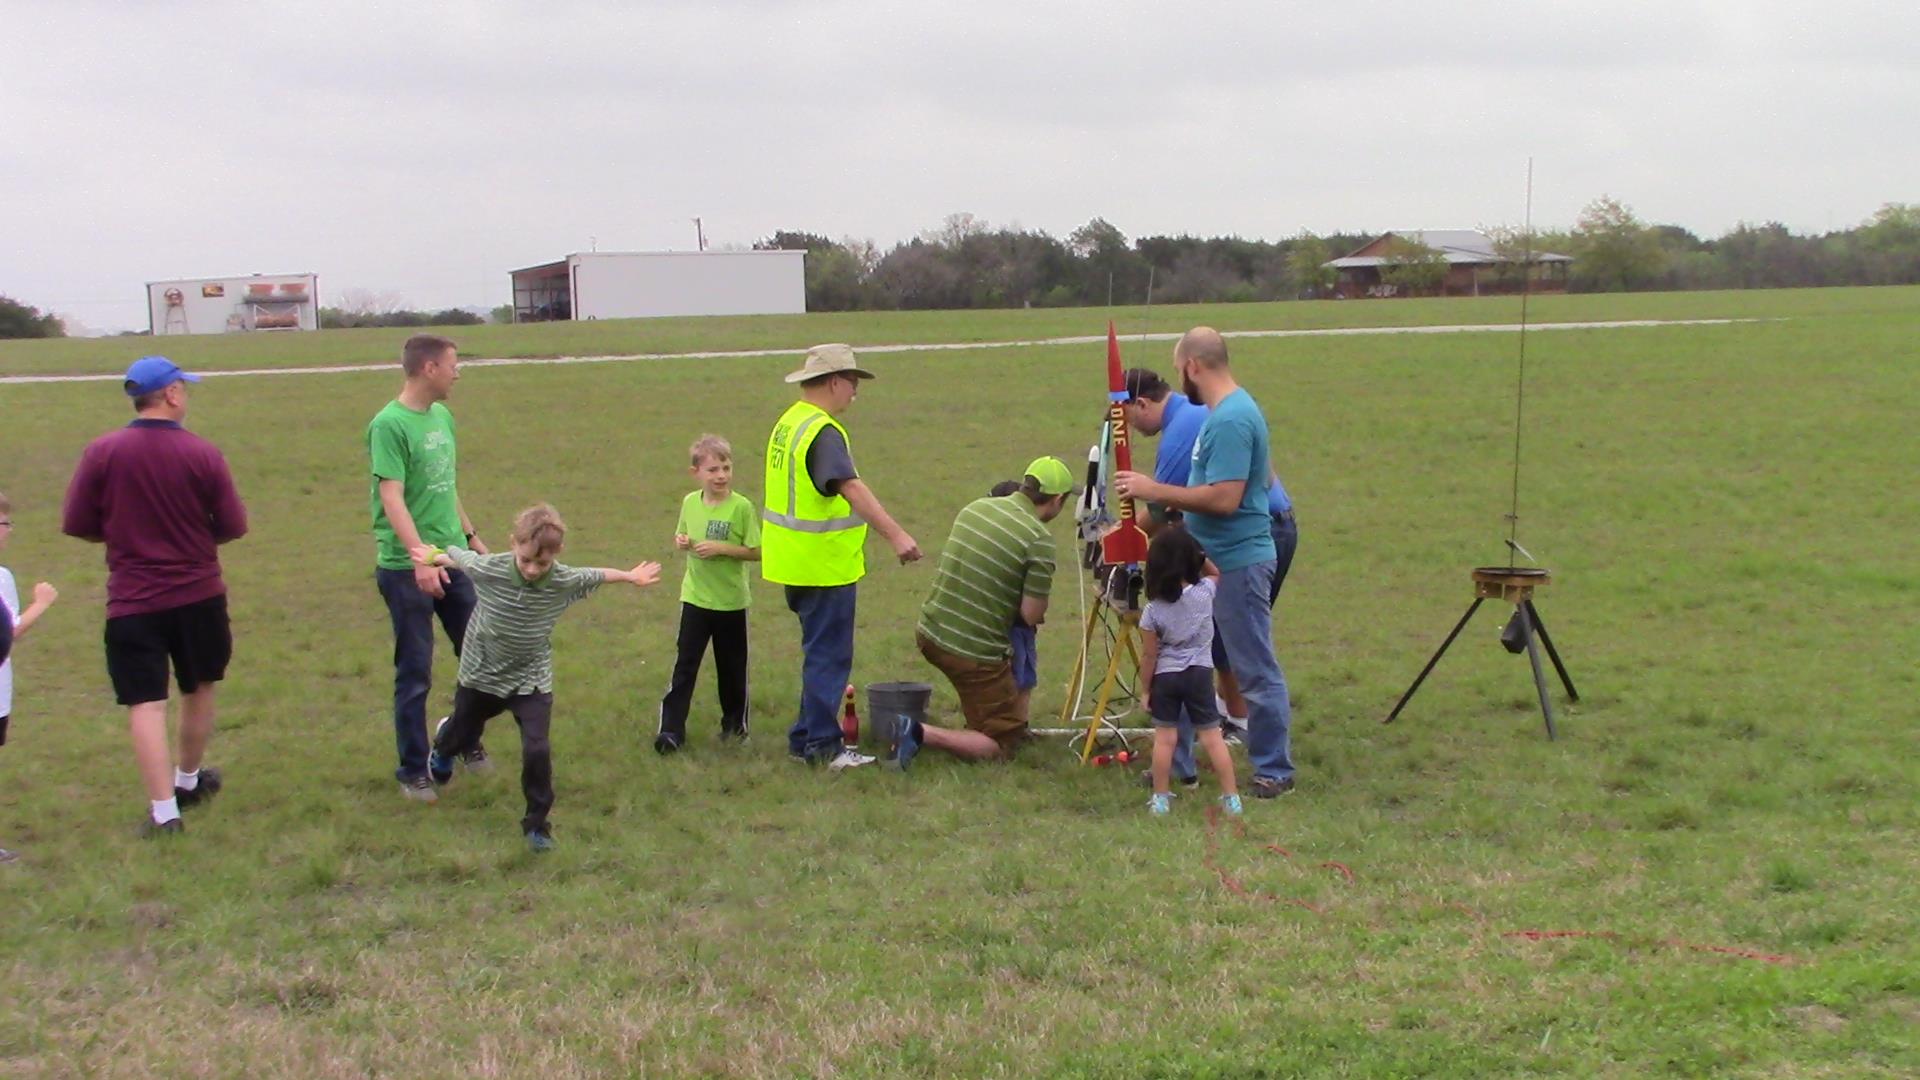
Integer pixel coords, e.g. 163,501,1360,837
1147,792,1172,816
526,829,555,853
428,750,455,786
1219,793,1244,816
890,717,921,772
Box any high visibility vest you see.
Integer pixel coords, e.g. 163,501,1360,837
762,400,867,586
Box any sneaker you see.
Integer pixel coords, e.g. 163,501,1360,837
1147,792,1172,816
718,724,748,743
1138,768,1199,791
1250,775,1296,799
428,751,455,786
460,746,494,775
1219,793,1244,816
138,817,185,838
174,766,223,809
653,732,683,755
526,829,555,853
400,775,439,803
1222,729,1245,747
825,748,876,772
889,720,921,772
0,847,18,863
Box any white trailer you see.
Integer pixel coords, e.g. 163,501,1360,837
507,250,805,322
146,273,319,335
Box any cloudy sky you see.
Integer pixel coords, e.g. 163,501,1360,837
4,1,1909,332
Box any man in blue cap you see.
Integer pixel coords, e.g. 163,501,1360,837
63,356,249,836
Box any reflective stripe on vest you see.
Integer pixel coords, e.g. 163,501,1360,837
765,409,865,532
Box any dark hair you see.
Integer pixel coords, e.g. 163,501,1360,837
402,334,456,376
1123,367,1170,403
1143,525,1206,605
988,479,1020,497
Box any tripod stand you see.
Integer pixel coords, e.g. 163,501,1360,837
1062,595,1146,763
1383,566,1579,738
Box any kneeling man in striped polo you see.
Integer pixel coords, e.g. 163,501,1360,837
894,457,1074,767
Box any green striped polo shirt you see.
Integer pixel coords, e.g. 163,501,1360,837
447,548,605,696
916,495,1057,664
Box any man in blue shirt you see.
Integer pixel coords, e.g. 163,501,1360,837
1116,328,1297,797
1121,367,1300,785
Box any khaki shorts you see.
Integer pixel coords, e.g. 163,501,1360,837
916,632,1030,750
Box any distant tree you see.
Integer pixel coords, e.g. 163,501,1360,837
1377,236,1448,296
1285,232,1335,297
490,304,514,324
1570,196,1666,291
0,295,66,338
1068,217,1149,304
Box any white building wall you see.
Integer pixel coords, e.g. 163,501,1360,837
570,251,803,320
147,274,319,335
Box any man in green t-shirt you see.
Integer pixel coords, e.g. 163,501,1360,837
656,435,761,753
367,334,488,802
896,457,1073,767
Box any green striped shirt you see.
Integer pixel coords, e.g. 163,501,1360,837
448,548,605,696
916,495,1057,664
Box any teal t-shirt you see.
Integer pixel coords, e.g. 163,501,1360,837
367,400,462,570
677,490,761,611
1185,388,1279,572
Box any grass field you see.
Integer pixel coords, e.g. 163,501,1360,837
0,290,1915,1076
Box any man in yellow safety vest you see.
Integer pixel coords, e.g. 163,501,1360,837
763,344,921,769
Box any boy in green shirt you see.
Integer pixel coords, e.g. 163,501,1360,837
656,435,761,753
415,503,660,851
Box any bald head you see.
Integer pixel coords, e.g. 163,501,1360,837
1175,326,1229,370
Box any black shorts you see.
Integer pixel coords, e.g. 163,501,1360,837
1149,665,1223,729
104,594,232,706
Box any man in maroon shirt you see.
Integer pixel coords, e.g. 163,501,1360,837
63,356,248,836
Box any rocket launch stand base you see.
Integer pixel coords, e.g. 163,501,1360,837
1058,592,1146,763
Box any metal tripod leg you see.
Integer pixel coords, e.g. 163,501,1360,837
1523,599,1578,703
1383,597,1483,724
1517,601,1558,740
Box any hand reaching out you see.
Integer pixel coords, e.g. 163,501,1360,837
31,582,57,607
626,561,663,588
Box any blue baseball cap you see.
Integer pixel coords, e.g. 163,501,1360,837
123,356,200,396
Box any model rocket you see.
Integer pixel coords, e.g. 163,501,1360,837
1100,321,1150,566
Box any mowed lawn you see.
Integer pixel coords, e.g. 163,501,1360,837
0,294,1914,1076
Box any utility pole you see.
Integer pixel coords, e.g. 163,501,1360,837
693,217,706,251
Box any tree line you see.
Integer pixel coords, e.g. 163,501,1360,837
757,201,1920,310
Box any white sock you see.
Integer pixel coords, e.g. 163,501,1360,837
151,798,181,825
175,768,200,792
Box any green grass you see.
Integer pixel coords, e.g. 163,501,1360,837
4,285,1919,377
0,291,1915,1076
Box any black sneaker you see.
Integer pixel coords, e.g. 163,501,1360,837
1250,775,1296,799
653,732,683,755
175,766,222,809
138,817,185,838
526,829,556,853
460,746,495,775
718,725,748,744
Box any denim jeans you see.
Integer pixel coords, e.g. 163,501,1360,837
376,566,476,781
784,584,855,760
1175,514,1297,779
1205,557,1294,783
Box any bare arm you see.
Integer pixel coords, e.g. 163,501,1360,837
12,583,57,637
1138,627,1160,710
597,562,663,587
1019,594,1049,628
1115,473,1247,517
839,479,921,563
691,541,761,562
456,499,486,554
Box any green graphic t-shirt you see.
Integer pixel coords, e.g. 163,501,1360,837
367,400,462,570
676,490,761,611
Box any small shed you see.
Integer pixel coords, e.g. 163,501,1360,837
146,273,320,334
1325,230,1570,298
507,250,806,322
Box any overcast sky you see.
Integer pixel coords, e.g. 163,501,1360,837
4,1,1910,332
